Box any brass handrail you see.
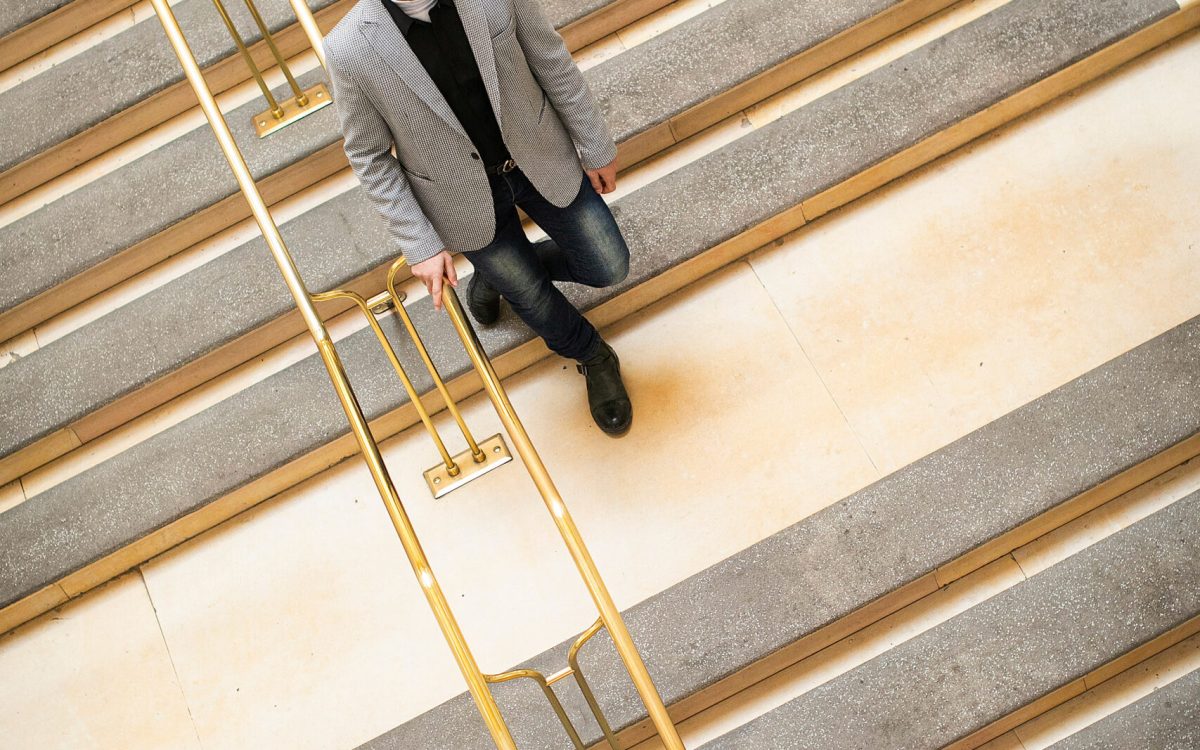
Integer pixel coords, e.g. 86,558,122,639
150,1,686,747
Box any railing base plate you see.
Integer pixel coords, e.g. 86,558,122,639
424,433,513,498
254,82,332,138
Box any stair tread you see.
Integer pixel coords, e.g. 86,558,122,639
590,0,905,143
357,312,1200,749
0,64,340,318
0,0,914,459
0,0,343,175
1047,668,1200,750
697,490,1200,750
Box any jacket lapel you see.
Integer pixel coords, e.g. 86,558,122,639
358,0,503,139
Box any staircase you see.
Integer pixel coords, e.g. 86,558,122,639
1,0,1198,747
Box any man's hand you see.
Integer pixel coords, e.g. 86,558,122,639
409,249,458,311
585,158,618,194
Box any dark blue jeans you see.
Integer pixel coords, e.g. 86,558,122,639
460,165,630,362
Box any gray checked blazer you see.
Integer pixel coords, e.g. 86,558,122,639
322,0,619,265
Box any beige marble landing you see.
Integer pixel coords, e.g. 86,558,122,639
137,261,877,750
0,572,200,749
747,30,1200,475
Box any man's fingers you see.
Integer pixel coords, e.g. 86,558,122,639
430,274,443,310
587,171,603,194
445,255,458,287
422,275,438,308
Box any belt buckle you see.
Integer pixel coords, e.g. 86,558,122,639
499,158,516,173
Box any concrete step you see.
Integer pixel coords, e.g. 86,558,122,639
356,316,1200,748
0,0,343,176
1045,668,1200,750
695,490,1200,750
0,0,1190,634
0,0,952,476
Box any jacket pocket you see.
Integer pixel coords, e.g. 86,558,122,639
537,91,548,124
401,163,434,182
489,9,515,40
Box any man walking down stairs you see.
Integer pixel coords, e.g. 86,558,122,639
323,0,636,436
0,0,1198,748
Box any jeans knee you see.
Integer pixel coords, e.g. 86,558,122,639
608,251,630,285
581,242,629,288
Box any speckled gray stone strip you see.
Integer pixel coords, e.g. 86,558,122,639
0,181,397,459
588,0,902,143
1048,668,1200,750
0,0,341,174
698,492,1200,750
0,65,345,320
0,0,916,456
0,0,72,38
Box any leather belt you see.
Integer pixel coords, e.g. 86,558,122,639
485,158,517,175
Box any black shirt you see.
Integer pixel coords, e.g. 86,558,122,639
380,0,512,168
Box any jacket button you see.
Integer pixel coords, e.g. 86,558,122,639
470,152,480,160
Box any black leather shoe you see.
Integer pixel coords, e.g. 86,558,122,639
466,271,501,325
575,340,632,436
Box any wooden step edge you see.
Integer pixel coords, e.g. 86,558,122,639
1,1,1193,638
667,0,961,143
943,614,1200,750
0,0,139,74
974,633,1200,750
0,0,671,209
0,0,964,450
558,0,674,51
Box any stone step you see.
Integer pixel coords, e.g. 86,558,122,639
695,490,1200,750
357,319,1200,748
0,0,1191,639
0,0,946,475
0,0,343,176
1045,668,1200,750
0,0,138,73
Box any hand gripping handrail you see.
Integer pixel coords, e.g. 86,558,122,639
149,1,686,747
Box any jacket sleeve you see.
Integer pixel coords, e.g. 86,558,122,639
323,39,447,265
511,0,618,170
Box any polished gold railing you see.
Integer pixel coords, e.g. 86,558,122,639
149,1,685,747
